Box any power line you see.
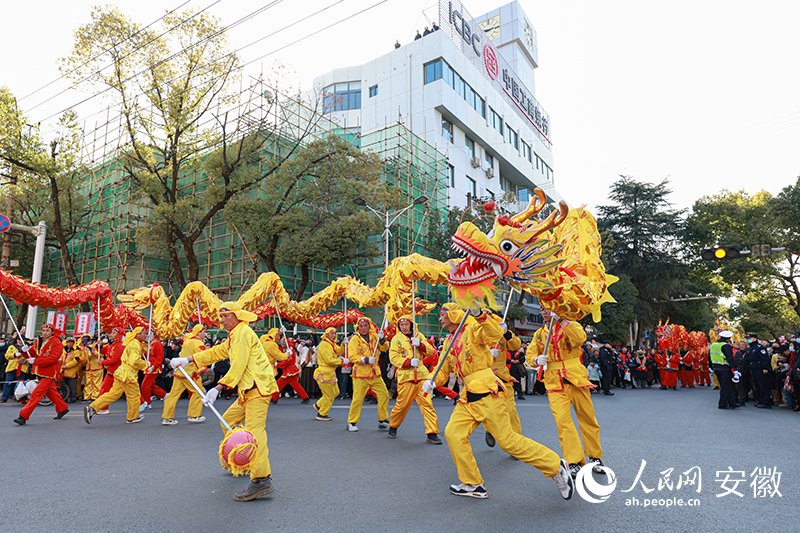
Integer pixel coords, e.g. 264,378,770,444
19,0,194,104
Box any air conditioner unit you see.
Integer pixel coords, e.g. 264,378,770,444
471,156,481,168
485,167,495,179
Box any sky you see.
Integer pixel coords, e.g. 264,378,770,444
2,0,799,213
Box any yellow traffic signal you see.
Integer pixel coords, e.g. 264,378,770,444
701,247,741,261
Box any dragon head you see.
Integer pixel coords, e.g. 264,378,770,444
448,189,569,308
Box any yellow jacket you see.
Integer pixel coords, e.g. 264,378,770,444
347,332,389,379
60,349,82,379
177,338,206,379
78,345,104,372
434,315,505,396
389,330,434,384
260,329,289,366
194,322,278,398
114,340,148,384
313,337,343,382
526,320,590,392
491,330,522,382
4,345,27,374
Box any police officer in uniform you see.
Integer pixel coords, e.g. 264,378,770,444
744,333,772,409
710,330,737,409
597,339,615,396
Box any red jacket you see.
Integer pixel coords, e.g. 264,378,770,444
30,337,64,379
277,339,300,377
102,341,125,374
667,351,680,371
144,340,164,375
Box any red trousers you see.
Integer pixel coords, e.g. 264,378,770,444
272,374,309,401
99,373,115,396
679,369,694,387
19,377,68,420
140,374,166,405
698,369,711,385
662,369,678,387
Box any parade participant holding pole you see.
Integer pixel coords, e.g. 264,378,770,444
313,327,344,421
14,323,70,425
161,324,208,425
60,337,81,403
139,334,167,411
527,308,605,479
387,315,441,444
272,336,310,404
97,328,125,414
260,328,289,367
346,317,390,432
424,303,573,500
84,327,149,424
79,335,103,402
170,301,279,502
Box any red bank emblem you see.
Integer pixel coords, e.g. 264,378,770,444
484,44,498,80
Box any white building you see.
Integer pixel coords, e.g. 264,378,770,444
314,0,562,209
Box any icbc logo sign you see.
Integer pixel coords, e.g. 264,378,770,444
484,44,498,80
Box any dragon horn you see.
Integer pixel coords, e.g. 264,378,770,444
520,201,569,241
510,188,547,224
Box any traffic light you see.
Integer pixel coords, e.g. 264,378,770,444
701,247,741,261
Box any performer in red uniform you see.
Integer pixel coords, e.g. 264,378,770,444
698,348,711,386
272,338,310,403
664,350,679,390
656,350,668,390
679,347,694,388
139,335,167,410
14,324,69,425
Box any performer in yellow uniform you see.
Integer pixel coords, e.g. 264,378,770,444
260,328,289,367
528,308,604,478
313,327,344,421
60,337,82,403
388,315,441,444
426,303,573,499
79,336,104,402
485,315,523,447
162,324,208,425
171,301,279,502
346,317,390,432
85,327,149,424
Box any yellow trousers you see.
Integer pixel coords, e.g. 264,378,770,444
348,376,390,424
547,383,603,465
316,381,339,416
712,371,720,387
445,393,560,485
83,370,103,400
389,380,439,434
222,389,271,480
162,378,204,419
90,378,140,421
498,386,521,434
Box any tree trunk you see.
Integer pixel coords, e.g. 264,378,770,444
264,234,279,272
295,264,310,301
165,224,186,289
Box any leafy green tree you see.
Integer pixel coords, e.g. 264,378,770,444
225,135,403,300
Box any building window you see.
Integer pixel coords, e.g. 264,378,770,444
467,176,476,198
489,107,503,135
369,85,378,97
465,136,475,158
442,118,453,143
424,59,486,118
449,163,455,188
521,141,531,162
500,176,512,193
485,152,493,171
323,82,361,113
487,190,495,200
518,188,530,202
506,126,518,151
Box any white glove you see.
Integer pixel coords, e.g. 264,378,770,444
499,321,508,332
342,338,349,346
378,330,385,340
368,357,376,364
535,354,548,366
361,357,369,365
490,348,500,359
27,358,36,365
732,370,741,383
341,358,350,365
170,357,190,369
410,358,420,367
20,345,29,353
421,379,435,394
410,338,421,347
279,325,287,334
203,387,219,406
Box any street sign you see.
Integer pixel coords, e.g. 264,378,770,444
750,243,772,258
0,214,9,233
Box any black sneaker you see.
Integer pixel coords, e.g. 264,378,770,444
54,409,69,420
427,433,442,445
588,457,606,474
388,427,397,439
13,417,25,425
300,398,311,404
485,432,496,448
569,463,581,479
127,415,145,424
316,414,332,421
234,477,274,502
449,482,487,498
313,403,320,413
83,405,95,424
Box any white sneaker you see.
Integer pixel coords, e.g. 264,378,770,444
553,459,575,500
378,420,389,431
162,418,178,426
449,482,488,498
127,415,145,424
163,393,170,401
96,409,110,415
139,403,147,413
347,423,358,432
188,416,206,423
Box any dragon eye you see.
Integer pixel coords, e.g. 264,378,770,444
500,240,517,254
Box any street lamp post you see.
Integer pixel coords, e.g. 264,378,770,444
353,195,428,269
